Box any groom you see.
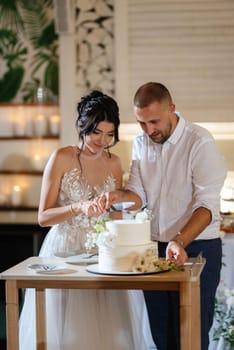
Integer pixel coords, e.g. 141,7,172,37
100,82,226,349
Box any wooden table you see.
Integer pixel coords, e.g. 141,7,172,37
0,256,205,350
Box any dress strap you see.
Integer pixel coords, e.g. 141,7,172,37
69,146,79,171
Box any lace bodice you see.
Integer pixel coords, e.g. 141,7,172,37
41,168,116,255
58,167,116,205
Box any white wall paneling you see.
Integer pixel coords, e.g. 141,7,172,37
114,0,234,123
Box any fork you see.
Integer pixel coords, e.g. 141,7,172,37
41,265,57,270
82,253,98,259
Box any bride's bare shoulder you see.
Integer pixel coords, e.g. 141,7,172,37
48,146,76,169
104,151,122,172
104,150,120,162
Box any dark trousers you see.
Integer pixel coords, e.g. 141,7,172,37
144,238,222,350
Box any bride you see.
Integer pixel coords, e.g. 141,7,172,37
19,90,156,350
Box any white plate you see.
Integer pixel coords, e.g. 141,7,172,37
54,251,80,258
86,264,170,276
65,253,99,265
27,263,76,274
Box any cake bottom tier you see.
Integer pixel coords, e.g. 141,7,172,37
98,242,158,272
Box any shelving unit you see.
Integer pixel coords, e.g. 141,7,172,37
0,206,38,210
0,170,43,175
0,135,59,140
0,103,60,211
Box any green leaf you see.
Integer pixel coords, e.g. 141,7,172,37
94,218,112,233
0,66,24,101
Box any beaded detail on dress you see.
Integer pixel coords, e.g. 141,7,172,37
49,168,116,253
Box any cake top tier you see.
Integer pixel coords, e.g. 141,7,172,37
105,219,151,246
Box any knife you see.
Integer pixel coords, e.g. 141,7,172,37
110,202,135,211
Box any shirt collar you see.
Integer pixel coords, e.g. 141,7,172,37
167,112,185,145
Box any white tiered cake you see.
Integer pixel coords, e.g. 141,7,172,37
97,211,158,272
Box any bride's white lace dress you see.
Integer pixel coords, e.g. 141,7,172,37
19,168,156,350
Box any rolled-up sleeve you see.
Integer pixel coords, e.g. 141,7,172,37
191,138,227,223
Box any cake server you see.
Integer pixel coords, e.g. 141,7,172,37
110,202,135,211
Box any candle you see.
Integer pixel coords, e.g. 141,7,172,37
0,193,7,206
14,119,26,136
34,114,47,136
49,114,60,136
32,154,45,171
11,185,22,207
221,187,233,200
14,107,26,136
24,109,33,137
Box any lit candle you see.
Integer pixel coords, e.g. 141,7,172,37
11,185,22,207
32,154,45,171
34,114,47,136
49,114,60,136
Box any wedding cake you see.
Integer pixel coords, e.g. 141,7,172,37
96,210,158,272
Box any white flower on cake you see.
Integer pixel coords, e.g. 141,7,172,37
132,248,167,273
135,208,153,222
85,218,111,251
84,232,100,251
132,248,184,273
96,231,117,248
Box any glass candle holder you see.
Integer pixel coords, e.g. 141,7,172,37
49,114,60,136
11,185,22,207
34,114,48,136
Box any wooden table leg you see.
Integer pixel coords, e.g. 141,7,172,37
36,289,46,350
5,280,19,350
180,281,201,350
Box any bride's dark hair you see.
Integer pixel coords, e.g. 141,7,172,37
76,90,120,150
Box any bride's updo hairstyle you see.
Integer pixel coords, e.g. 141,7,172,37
76,90,120,150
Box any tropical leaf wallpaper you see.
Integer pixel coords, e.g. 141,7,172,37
0,0,59,103
0,0,114,103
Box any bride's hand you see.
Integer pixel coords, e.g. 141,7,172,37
98,191,122,211
80,199,106,217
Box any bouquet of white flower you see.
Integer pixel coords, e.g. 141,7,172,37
85,217,111,252
213,285,234,347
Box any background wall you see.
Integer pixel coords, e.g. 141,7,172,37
56,0,115,146
0,0,233,184
55,0,234,175
115,0,234,123
0,0,59,103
